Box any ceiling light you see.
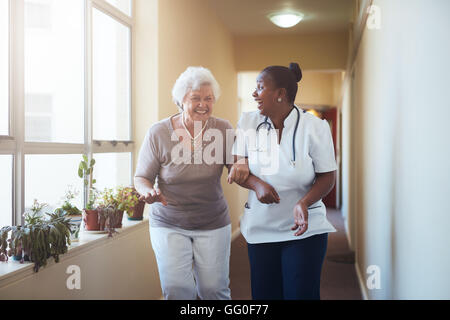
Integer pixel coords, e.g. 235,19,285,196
268,12,304,28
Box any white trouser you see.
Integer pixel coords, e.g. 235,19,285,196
150,224,232,300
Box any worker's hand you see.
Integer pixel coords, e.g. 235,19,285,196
254,180,280,204
139,187,168,206
227,158,249,185
292,201,309,236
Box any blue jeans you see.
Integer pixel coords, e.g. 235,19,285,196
247,233,328,300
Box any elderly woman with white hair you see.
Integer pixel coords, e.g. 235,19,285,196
134,66,248,300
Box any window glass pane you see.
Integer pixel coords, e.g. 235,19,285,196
0,0,9,135
24,0,84,143
93,152,131,192
105,0,132,16
93,8,131,141
25,154,84,214
0,155,13,227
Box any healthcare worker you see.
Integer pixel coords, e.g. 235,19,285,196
229,62,337,300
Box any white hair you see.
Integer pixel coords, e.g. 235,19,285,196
171,66,221,110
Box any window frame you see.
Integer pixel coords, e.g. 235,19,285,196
0,0,135,226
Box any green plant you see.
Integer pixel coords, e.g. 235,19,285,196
78,155,97,210
117,186,140,216
0,226,12,262
24,199,47,225
55,186,82,216
97,188,119,237
96,186,139,237
24,209,72,272
10,225,31,262
98,206,119,238
99,186,140,214
99,188,119,209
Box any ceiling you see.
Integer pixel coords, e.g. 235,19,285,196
207,0,354,36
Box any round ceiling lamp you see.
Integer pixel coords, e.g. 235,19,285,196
268,11,304,28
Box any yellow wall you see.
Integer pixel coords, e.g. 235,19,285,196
134,0,242,237
234,32,349,72
296,71,343,107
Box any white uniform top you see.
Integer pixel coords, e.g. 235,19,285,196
232,108,337,244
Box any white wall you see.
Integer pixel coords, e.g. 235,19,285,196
342,0,450,299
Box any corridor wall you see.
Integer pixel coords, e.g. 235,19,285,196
342,0,450,299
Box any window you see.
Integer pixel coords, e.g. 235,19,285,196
105,0,132,16
25,94,53,141
93,152,132,191
24,0,52,29
0,155,13,227
93,8,131,141
1,0,134,226
25,154,84,212
0,0,9,136
24,0,85,143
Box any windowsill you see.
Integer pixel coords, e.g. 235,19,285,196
0,216,149,288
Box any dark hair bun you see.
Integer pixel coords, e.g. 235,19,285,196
289,62,302,82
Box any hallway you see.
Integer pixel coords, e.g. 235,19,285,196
1,0,450,300
229,209,362,300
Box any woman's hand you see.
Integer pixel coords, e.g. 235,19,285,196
227,158,250,185
291,201,309,236
254,180,280,204
139,187,168,206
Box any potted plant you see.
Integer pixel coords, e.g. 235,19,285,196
78,155,103,231
9,226,30,262
25,208,72,272
0,199,72,272
0,226,11,262
121,186,145,221
18,199,47,261
55,186,83,242
97,187,124,230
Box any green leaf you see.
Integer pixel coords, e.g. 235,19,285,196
78,168,83,178
92,179,96,184
90,159,96,166
83,155,88,163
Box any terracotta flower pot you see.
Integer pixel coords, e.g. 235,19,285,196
83,209,105,231
127,201,145,221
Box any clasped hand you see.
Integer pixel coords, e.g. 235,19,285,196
139,187,168,206
227,158,250,185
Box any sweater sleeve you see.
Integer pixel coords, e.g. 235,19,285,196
134,126,161,184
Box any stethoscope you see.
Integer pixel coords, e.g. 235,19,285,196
255,105,304,167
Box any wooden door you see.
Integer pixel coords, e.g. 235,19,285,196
321,108,337,208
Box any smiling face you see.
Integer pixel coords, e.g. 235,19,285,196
253,72,282,117
182,84,215,122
